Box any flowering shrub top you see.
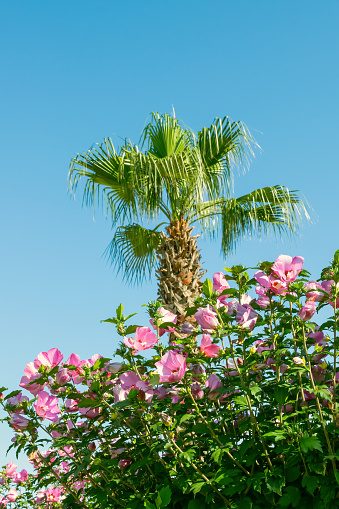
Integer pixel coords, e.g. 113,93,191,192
2,252,339,508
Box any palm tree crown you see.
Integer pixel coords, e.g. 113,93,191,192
69,112,310,317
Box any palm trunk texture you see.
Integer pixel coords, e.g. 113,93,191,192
156,220,206,320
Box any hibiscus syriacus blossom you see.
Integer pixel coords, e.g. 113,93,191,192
34,391,61,422
298,301,316,321
155,351,186,383
195,306,218,333
233,295,258,330
34,348,64,371
200,334,221,358
124,327,158,352
150,307,177,336
271,255,304,282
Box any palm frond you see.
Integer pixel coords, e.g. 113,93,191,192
219,186,311,255
105,223,162,284
68,138,138,226
196,117,258,199
139,112,195,158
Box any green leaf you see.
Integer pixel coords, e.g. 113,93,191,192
233,395,248,408
301,475,319,495
145,502,156,509
237,497,253,509
277,493,292,507
188,500,205,509
266,473,285,495
157,486,172,508
148,373,160,386
116,304,124,320
179,413,195,425
211,448,223,464
190,482,206,495
125,325,138,335
299,436,323,454
274,387,289,405
202,278,213,297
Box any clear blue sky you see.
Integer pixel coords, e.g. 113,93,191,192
1,1,338,469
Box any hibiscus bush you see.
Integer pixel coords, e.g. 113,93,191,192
2,252,339,508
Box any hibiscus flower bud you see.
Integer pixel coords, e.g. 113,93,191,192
292,357,306,366
105,362,124,374
159,412,172,426
88,442,96,452
297,301,316,322
118,457,132,469
180,322,195,335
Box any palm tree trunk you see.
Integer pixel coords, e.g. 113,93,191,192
156,220,206,320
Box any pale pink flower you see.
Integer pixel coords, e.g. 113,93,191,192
9,412,29,431
200,334,221,358
124,327,158,352
105,362,123,374
195,305,218,333
155,351,186,383
150,307,177,336
298,301,316,321
20,362,45,396
34,391,61,422
5,462,17,478
271,255,304,282
6,489,18,502
293,357,305,366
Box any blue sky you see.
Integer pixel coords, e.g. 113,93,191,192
1,1,338,469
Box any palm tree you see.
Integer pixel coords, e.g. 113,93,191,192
68,112,310,318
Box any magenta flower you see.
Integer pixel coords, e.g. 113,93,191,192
34,348,63,371
254,271,288,295
195,305,218,333
200,334,221,358
124,326,158,352
45,488,62,503
271,255,304,282
155,351,186,383
34,391,61,422
298,301,317,321
191,383,204,400
213,272,230,293
234,296,258,330
9,412,30,431
55,368,72,386
6,392,28,407
150,307,178,336
14,469,28,484
205,373,222,392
